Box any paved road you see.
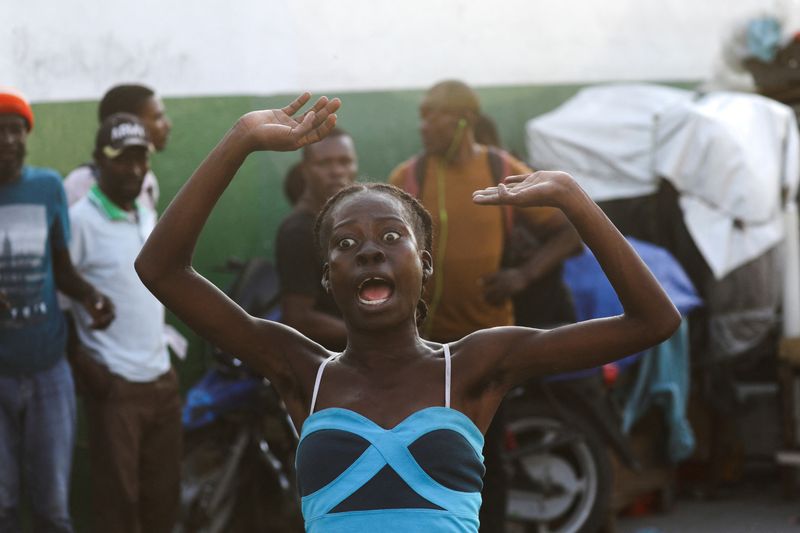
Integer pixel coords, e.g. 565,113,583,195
618,475,800,533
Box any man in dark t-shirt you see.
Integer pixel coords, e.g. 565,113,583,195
275,128,357,350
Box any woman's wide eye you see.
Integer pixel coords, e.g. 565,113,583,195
383,231,401,243
338,237,356,249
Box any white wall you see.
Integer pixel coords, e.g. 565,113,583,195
4,0,794,102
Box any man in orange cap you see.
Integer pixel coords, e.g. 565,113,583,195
0,87,114,532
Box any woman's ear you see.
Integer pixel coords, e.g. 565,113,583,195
420,251,433,283
321,263,331,293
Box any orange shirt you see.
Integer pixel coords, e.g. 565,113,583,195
389,146,559,341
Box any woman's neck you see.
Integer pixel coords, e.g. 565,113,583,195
341,321,431,370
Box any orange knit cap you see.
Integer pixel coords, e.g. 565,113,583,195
0,87,34,131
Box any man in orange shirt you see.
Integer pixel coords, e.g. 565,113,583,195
388,80,581,532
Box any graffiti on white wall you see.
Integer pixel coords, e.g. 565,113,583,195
3,0,793,101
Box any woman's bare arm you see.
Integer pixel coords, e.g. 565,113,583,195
135,94,340,385
470,171,681,388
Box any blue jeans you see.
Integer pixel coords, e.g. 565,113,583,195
0,357,76,533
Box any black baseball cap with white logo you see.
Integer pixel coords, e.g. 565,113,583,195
95,112,152,159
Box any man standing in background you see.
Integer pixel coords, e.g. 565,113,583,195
0,87,114,533
62,83,186,361
63,83,172,212
275,128,358,350
67,113,181,533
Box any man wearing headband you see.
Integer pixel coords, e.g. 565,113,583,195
0,87,114,532
67,113,181,533
389,80,581,532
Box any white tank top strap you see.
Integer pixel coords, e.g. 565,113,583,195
309,353,340,416
444,343,451,408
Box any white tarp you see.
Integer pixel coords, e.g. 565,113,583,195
655,92,799,280
526,84,695,201
526,84,800,281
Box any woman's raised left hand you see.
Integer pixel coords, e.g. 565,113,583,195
472,171,577,209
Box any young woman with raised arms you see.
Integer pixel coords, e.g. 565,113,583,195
136,94,680,533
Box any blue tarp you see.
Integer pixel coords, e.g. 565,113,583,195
183,370,263,430
562,237,702,462
563,237,703,321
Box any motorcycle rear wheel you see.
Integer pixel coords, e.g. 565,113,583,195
503,402,612,533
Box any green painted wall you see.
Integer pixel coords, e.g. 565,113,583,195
27,84,598,383
30,82,702,381
27,82,694,382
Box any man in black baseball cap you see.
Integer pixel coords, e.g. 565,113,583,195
92,113,152,211
63,84,171,212
67,112,182,532
95,112,151,156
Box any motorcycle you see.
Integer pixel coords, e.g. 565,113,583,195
503,372,633,533
174,258,303,533
502,237,701,533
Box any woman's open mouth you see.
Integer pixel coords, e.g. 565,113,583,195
357,277,395,306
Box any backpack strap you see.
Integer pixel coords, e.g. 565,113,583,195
404,154,428,199
486,147,515,236
486,147,506,186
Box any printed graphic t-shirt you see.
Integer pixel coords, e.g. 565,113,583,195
0,167,70,374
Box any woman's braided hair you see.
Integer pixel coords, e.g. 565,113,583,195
313,183,434,327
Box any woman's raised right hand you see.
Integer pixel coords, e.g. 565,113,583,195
235,93,341,153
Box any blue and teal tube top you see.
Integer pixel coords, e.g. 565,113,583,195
296,346,485,532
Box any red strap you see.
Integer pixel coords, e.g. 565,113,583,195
404,157,420,198
500,155,514,235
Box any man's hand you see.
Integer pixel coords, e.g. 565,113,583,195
236,93,341,153
472,171,575,209
481,268,528,306
81,291,115,330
